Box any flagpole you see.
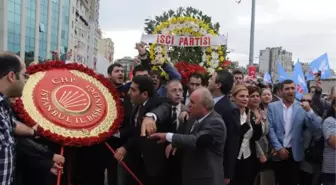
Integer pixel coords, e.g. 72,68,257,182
248,0,256,66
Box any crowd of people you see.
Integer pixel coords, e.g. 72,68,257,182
0,51,335,185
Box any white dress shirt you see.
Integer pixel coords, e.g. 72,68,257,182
185,91,190,105
173,103,182,129
237,111,253,159
282,102,294,148
146,103,181,128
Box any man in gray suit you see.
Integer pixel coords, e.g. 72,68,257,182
148,87,227,185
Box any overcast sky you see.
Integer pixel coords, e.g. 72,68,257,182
99,0,336,70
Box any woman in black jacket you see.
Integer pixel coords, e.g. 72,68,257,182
230,85,263,185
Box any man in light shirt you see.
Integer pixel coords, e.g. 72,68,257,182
268,79,322,185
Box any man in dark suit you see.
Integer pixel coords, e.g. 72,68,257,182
114,76,166,185
144,80,187,133
105,63,133,185
208,70,240,185
233,70,244,85
148,87,227,185
143,80,187,185
272,83,282,102
183,73,204,105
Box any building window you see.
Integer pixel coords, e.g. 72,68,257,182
39,23,45,32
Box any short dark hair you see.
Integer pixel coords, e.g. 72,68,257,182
247,85,261,95
107,63,123,75
132,76,155,98
0,52,21,78
189,73,204,83
233,70,243,76
132,65,151,76
325,97,336,119
280,79,295,89
215,70,234,95
167,79,182,86
273,83,281,94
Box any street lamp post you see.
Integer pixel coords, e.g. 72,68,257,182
248,0,256,66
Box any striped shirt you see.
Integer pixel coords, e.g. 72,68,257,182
0,95,16,185
322,117,336,174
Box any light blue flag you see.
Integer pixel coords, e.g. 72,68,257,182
306,53,331,80
277,61,290,82
263,72,272,84
293,60,309,100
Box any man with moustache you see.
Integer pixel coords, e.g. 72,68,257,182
233,70,244,86
148,87,227,185
142,80,187,185
0,52,41,184
268,79,322,185
183,73,204,105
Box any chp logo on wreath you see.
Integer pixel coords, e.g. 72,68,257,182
34,71,107,129
53,85,92,114
14,61,123,147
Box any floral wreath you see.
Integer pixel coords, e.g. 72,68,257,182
13,61,124,147
149,16,225,74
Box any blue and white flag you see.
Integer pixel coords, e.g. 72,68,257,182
263,72,272,84
306,53,331,80
293,60,308,100
277,61,290,82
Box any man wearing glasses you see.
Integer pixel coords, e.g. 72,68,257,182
0,52,37,185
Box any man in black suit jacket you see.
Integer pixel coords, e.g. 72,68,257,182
143,80,187,185
272,82,282,102
182,73,204,105
114,76,167,185
208,70,240,185
148,87,226,185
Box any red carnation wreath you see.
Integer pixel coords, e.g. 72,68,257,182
174,61,207,84
13,61,124,147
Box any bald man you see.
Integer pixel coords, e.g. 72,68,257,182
149,87,227,185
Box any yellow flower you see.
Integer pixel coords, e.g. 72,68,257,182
209,30,215,35
149,16,224,71
161,71,167,76
218,67,223,70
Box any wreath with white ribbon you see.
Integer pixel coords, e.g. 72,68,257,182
149,17,225,74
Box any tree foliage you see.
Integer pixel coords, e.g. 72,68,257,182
144,7,228,64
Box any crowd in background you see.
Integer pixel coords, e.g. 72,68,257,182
0,51,335,185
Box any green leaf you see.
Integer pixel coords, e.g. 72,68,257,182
143,7,228,64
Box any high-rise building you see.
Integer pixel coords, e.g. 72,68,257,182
68,0,100,68
0,0,71,63
259,47,293,81
300,62,310,74
97,37,114,63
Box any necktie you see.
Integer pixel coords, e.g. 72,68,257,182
172,106,177,131
190,120,199,133
135,104,145,126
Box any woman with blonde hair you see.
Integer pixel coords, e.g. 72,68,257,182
230,85,263,185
